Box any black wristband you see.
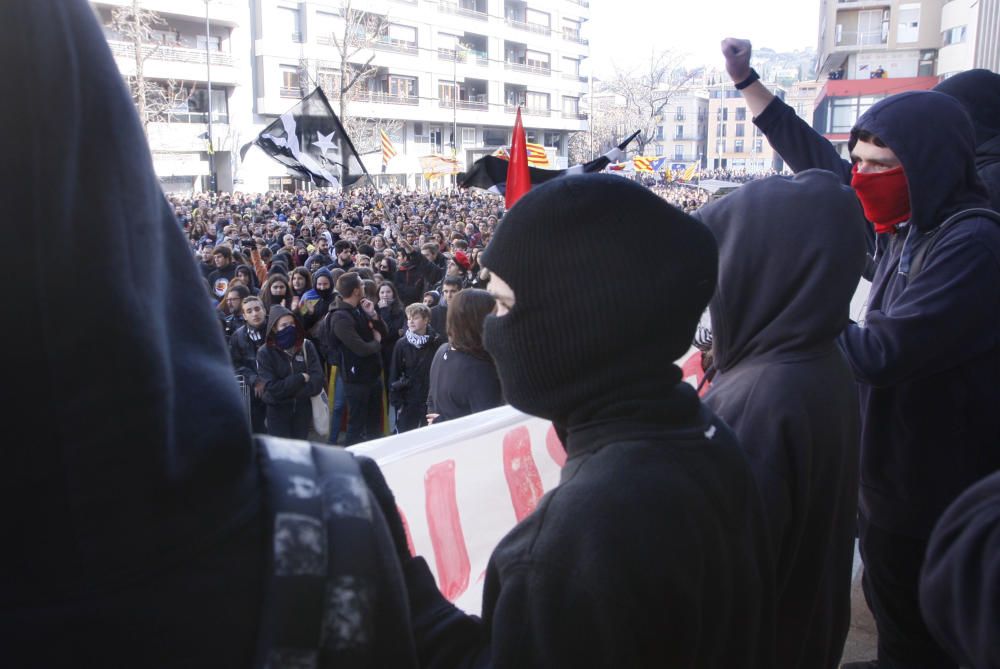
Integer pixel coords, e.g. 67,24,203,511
734,68,760,90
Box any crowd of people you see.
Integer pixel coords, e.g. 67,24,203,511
10,3,1000,667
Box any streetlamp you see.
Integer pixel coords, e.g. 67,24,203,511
204,0,215,192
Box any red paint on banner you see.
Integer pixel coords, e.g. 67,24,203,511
503,427,545,522
545,424,567,467
425,460,470,601
681,351,709,396
398,505,415,557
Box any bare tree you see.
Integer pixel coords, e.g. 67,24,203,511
608,51,702,155
110,0,193,136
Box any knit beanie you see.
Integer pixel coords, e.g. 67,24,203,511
480,174,717,426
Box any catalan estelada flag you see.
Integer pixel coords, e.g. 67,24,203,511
380,128,397,172
633,156,654,173
525,142,549,167
681,162,698,182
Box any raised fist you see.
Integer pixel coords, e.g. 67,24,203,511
721,38,752,83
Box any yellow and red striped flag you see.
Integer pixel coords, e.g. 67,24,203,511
380,129,397,170
525,142,549,167
681,162,698,182
633,156,654,173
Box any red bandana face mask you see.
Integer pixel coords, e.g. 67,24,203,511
850,163,911,234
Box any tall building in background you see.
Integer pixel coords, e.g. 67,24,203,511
706,82,785,172
648,92,708,168
246,0,591,190
938,0,1000,77
812,0,944,156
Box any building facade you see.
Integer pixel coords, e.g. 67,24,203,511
706,83,785,172
648,92,708,167
938,0,1000,77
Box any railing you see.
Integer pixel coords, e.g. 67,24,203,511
316,33,335,46
504,61,551,76
836,30,887,47
438,2,489,20
279,86,301,98
505,104,551,116
562,111,588,120
438,98,489,110
562,29,588,44
505,17,551,35
290,32,303,43
562,73,588,82
352,90,420,105
438,48,489,65
107,39,235,67
374,39,419,55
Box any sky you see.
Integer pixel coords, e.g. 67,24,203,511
584,0,820,78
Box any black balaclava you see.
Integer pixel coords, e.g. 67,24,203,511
480,174,718,429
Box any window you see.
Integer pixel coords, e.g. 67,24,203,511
525,50,550,71
543,131,561,146
675,124,684,139
734,139,744,153
720,123,727,137
674,144,684,160
280,66,300,97
562,96,579,115
655,144,664,156
413,122,430,143
897,3,920,43
942,25,966,46
654,126,664,140
562,18,581,41
387,24,417,51
196,34,222,51
315,11,337,44
858,9,887,46
317,68,338,95
484,128,508,145
754,138,763,153
562,57,579,76
462,127,477,146
525,9,550,28
526,91,549,112
388,75,417,98
735,107,746,121
168,85,229,124
736,123,745,137
439,80,457,106
278,6,302,42
716,139,726,154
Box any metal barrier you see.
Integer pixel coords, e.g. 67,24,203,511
235,374,252,423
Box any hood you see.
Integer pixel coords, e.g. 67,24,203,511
934,68,1000,167
1,0,257,604
265,304,296,338
853,91,990,232
695,170,867,372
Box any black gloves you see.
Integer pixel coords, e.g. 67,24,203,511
357,455,411,563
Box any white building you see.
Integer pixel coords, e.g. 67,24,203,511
938,0,1000,77
648,92,708,167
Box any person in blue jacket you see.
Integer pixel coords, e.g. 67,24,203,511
721,38,1000,669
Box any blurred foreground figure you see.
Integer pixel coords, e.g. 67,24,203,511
0,2,416,666
363,174,778,667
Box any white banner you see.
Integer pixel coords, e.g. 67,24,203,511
350,349,708,614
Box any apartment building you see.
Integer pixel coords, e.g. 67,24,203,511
706,83,785,172
246,0,591,189
648,92,708,168
938,0,1000,76
813,0,943,155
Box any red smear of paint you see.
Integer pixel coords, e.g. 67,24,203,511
680,350,710,396
503,427,544,522
424,460,470,601
545,424,567,468
398,505,415,557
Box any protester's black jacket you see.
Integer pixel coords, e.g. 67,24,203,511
324,296,387,384
207,262,237,294
753,93,1000,538
396,251,444,305
429,303,448,343
426,344,504,421
934,68,1000,211
256,305,324,405
920,469,1000,669
697,170,867,669
230,322,267,387
389,329,441,408
399,407,777,668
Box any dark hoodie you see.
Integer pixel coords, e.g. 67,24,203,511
256,305,324,407
935,68,1000,211
754,90,1000,539
697,170,867,669
1,0,262,663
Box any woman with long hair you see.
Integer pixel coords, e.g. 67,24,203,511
260,274,292,313
426,288,503,423
377,281,406,389
289,267,312,311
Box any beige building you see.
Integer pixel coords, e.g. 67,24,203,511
648,92,708,167
706,82,785,172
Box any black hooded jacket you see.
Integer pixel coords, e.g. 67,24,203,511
934,69,1000,211
753,91,1000,539
697,170,867,669
256,305,324,405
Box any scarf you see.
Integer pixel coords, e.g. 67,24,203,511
851,163,911,234
405,330,430,348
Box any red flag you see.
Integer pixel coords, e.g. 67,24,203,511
505,107,530,208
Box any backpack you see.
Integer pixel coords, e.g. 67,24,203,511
902,208,1000,281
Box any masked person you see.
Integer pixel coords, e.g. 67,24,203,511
697,170,868,669
722,38,1000,669
2,1,418,665
361,174,777,668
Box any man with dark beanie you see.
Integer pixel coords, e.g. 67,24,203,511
360,173,776,667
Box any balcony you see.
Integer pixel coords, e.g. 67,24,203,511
374,39,419,55
107,39,235,68
562,73,588,82
439,98,490,110
835,29,888,48
352,90,420,105
505,18,551,35
562,111,588,120
562,28,588,44
279,86,300,98
438,1,489,21
505,104,550,116
438,48,489,66
504,61,551,76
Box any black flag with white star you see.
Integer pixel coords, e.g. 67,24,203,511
242,87,368,189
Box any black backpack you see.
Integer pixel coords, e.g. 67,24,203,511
902,208,1000,281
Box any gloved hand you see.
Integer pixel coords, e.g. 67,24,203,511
357,456,411,563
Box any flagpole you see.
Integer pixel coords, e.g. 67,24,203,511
204,0,214,192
